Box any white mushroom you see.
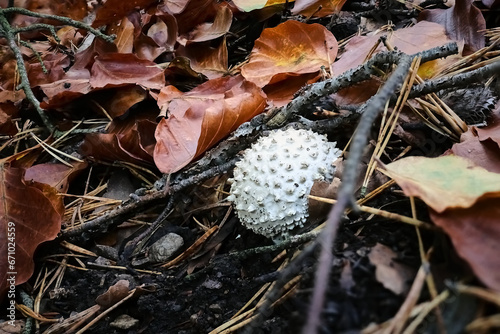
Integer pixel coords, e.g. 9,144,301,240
227,128,341,240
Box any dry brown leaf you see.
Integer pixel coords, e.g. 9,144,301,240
450,128,500,173
95,280,130,308
90,53,165,90
430,198,500,291
368,243,415,295
241,20,338,87
24,161,88,194
418,0,485,53
110,17,135,54
92,0,158,27
177,4,232,45
81,113,157,167
154,75,267,173
330,21,454,105
0,163,64,301
176,38,228,79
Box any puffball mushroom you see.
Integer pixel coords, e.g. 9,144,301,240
227,128,341,240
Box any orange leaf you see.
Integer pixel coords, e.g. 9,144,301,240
154,75,267,173
241,20,338,87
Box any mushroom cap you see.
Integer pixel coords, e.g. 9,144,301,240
227,128,341,239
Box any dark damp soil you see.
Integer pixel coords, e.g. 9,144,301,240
33,209,438,334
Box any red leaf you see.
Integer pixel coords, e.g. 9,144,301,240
154,75,267,173
0,164,64,301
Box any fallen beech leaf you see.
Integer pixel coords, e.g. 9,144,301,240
368,243,415,295
90,53,165,90
93,0,158,27
81,113,157,166
111,17,135,54
28,53,71,87
263,72,320,107
450,128,500,173
418,0,485,53
178,4,232,45
24,161,88,194
98,86,148,118
332,21,453,79
169,0,219,35
241,20,338,87
0,164,64,301
292,0,347,17
430,198,500,291
176,38,228,79
154,75,267,173
382,155,500,213
39,79,92,109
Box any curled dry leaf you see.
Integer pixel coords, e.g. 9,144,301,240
95,280,131,309
168,0,220,35
0,164,64,301
81,112,157,167
154,75,267,173
368,243,415,295
382,155,500,213
177,4,232,45
176,38,228,79
419,0,485,53
241,20,338,88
